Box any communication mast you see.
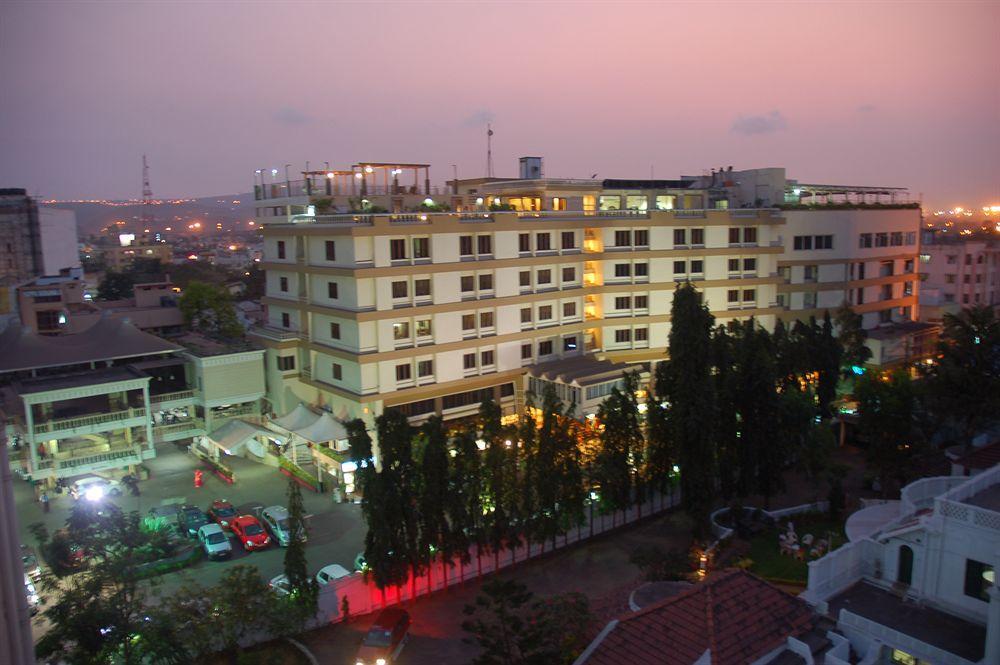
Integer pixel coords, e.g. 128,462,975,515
486,124,494,178
141,154,153,229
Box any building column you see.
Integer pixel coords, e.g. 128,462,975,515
141,384,153,453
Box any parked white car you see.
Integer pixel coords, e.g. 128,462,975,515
197,523,232,560
268,574,292,596
316,563,351,586
70,476,122,502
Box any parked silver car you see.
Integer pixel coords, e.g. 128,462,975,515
260,505,306,547
197,523,232,560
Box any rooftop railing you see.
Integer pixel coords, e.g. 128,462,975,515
33,408,147,435
149,390,195,405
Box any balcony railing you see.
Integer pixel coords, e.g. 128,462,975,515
152,419,205,437
58,447,142,471
34,408,147,435
149,390,195,405
250,325,301,341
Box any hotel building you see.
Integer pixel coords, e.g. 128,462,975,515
251,161,922,427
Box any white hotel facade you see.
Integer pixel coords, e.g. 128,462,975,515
251,163,922,426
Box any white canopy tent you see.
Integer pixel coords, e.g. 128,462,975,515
204,420,284,459
271,403,320,432
293,412,348,447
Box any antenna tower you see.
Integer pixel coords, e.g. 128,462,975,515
486,124,494,178
141,154,153,229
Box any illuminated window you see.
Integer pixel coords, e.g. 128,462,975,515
552,197,567,211
625,195,647,211
415,319,432,337
655,195,675,210
599,195,621,211
462,314,475,330
393,322,410,340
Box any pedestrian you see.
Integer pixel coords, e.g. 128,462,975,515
40,491,50,513
194,469,203,488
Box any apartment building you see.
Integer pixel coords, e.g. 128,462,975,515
919,230,1000,324
0,317,264,485
102,241,174,271
250,161,921,427
803,464,1000,665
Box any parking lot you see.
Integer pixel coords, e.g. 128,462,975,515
13,443,367,623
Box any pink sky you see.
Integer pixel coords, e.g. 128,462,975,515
2,1,997,210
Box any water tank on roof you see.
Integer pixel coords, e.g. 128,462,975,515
519,157,543,180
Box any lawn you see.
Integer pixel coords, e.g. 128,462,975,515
746,512,846,584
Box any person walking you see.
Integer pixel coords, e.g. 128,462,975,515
40,491,50,514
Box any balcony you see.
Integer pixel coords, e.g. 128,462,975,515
250,325,302,341
153,419,205,442
34,408,147,436
149,390,195,406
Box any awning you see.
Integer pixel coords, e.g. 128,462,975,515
271,403,319,431
207,420,285,456
293,412,348,443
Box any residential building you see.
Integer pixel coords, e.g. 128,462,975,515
102,242,174,271
251,161,920,429
15,268,184,335
803,464,1000,665
38,206,80,276
574,570,848,665
0,317,264,484
918,230,1000,323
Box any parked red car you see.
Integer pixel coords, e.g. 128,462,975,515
354,608,410,664
230,515,271,551
206,500,238,530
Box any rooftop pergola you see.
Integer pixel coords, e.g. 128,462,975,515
302,163,432,197
788,182,910,204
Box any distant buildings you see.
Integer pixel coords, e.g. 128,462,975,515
101,241,173,271
919,229,1000,324
249,160,924,428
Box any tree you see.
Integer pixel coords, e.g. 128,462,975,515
658,283,716,535
448,426,484,563
282,475,318,630
462,579,591,665
178,280,242,338
593,371,644,511
710,325,739,501
33,505,183,664
816,310,842,419
97,270,136,301
481,395,520,557
416,415,452,577
856,370,921,496
924,305,1000,446
834,302,872,371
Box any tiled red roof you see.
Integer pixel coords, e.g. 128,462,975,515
956,442,1000,471
577,570,815,665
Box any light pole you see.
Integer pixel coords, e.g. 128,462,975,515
284,164,292,196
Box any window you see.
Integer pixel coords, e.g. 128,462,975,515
728,258,739,272
634,229,649,246
327,282,339,299
563,302,576,317
815,235,833,250
462,314,475,330
859,233,873,249
463,353,477,369
325,240,336,261
460,276,474,292
521,307,532,323
480,311,494,328
963,274,971,284
519,233,531,252
655,195,675,210
875,233,888,247
391,281,408,298
964,559,993,601
276,356,295,371
635,263,648,277
538,340,553,356
279,276,288,292
904,259,914,273
417,360,433,377
390,238,407,260
626,195,647,210
728,289,739,303
562,267,576,282
536,233,551,251
615,264,631,277
946,254,957,264
564,336,578,351
690,260,703,274
905,231,916,245
634,295,648,309
477,235,492,255
393,322,410,340
332,363,342,380
599,195,620,211
615,329,632,343
615,296,631,310
481,350,495,366
330,322,341,339
414,279,431,297
674,229,687,246
890,232,903,246
804,265,817,281
858,262,866,279
945,274,957,284
615,230,631,247
395,364,412,381
277,240,286,259
478,273,493,290
965,254,973,265
729,228,741,244
691,228,705,245
521,343,532,359
459,235,474,256
743,227,757,244
281,312,290,328
413,237,430,259
634,328,648,341
743,258,757,271
674,260,686,274
561,231,576,249
743,289,756,301
538,305,553,320
416,319,432,337
793,235,813,250
519,271,531,287
537,269,552,285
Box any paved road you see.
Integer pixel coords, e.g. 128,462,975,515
13,444,366,639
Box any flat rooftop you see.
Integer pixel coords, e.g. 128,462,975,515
16,366,146,394
828,582,985,663
962,484,1000,513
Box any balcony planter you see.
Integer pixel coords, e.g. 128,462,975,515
279,457,319,492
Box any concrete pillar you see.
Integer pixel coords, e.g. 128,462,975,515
986,585,1000,665
142,383,153,452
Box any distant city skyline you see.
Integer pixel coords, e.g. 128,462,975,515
1,1,997,210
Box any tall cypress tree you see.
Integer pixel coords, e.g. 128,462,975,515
282,475,318,628
816,310,842,419
594,371,645,512
416,416,451,574
481,396,518,554
710,325,739,501
658,283,716,535
449,426,483,562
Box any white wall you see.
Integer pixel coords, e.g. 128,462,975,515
39,208,79,275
